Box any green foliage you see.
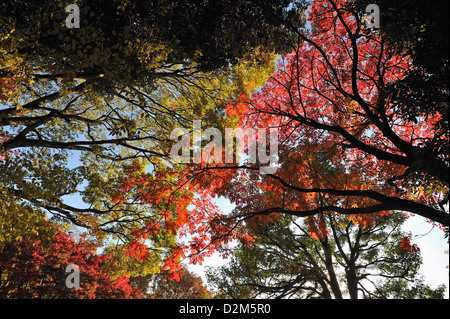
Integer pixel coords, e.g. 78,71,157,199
101,244,163,280
356,0,449,70
1,0,302,91
374,277,446,299
206,213,445,299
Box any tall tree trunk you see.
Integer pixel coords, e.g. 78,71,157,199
346,265,358,299
322,240,343,299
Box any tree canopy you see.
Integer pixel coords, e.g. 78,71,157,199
1,0,294,260
206,213,446,299
184,0,448,234
0,226,142,298
1,0,448,299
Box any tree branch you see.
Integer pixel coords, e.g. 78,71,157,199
196,165,449,226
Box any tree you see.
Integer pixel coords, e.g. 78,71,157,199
107,0,448,280
0,69,17,102
1,0,302,89
0,51,272,274
1,1,308,283
192,0,448,227
206,213,446,299
1,0,294,265
373,277,447,299
1,11,282,279
357,0,449,73
0,229,142,298
355,0,449,193
132,265,210,299
0,196,59,247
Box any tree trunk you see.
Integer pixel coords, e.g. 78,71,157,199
322,240,343,299
346,265,359,299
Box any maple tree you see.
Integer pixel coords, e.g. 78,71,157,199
206,213,446,299
0,227,142,298
189,0,448,228
110,164,255,281
1,0,447,294
107,0,449,282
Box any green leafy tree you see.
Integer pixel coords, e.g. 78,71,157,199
132,265,211,299
1,0,302,89
1,0,293,250
206,213,446,299
374,277,446,299
0,195,61,247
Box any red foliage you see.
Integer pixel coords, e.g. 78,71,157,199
0,232,142,298
0,134,18,162
112,160,254,281
306,214,330,241
0,76,17,102
112,0,447,278
214,0,445,235
399,236,420,254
